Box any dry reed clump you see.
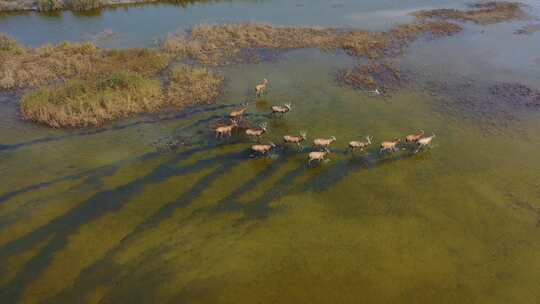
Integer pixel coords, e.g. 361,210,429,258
412,1,525,25
36,0,62,11
388,21,463,42
65,0,103,11
163,21,463,65
167,65,223,107
0,34,24,58
164,24,338,65
20,71,163,128
0,42,170,89
338,62,401,91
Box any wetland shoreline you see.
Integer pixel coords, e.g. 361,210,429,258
0,1,529,128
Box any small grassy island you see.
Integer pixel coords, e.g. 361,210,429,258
0,1,527,128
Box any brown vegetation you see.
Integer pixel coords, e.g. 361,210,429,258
338,62,401,91
20,72,163,127
413,1,525,25
0,42,169,89
490,83,540,107
65,0,103,11
36,0,61,11
0,34,24,58
0,0,209,12
166,65,223,107
1,39,224,127
514,24,540,35
163,21,463,65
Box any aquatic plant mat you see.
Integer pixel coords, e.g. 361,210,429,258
337,62,402,92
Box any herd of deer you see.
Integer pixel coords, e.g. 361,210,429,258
212,79,436,164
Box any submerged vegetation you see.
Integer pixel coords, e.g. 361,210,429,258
413,1,524,25
338,62,402,92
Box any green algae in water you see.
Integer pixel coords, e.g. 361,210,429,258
1,3,540,302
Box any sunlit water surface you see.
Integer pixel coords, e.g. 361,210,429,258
1,0,540,303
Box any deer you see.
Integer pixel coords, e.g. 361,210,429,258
245,122,267,141
255,78,268,97
308,151,328,164
271,103,291,115
349,135,372,153
414,133,436,153
250,142,276,157
214,119,238,139
379,138,401,154
313,136,336,152
283,132,307,150
405,130,424,143
229,106,248,119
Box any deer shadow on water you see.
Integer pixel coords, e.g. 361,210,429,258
0,143,247,303
0,130,433,303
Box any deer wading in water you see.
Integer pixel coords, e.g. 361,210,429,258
414,133,436,153
245,122,267,141
283,132,307,150
313,136,336,152
255,79,268,97
405,130,424,143
379,138,401,154
214,120,238,138
308,151,328,164
349,135,373,153
271,103,291,115
251,142,276,157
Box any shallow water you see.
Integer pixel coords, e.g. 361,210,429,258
1,0,540,303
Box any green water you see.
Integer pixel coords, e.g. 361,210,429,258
2,1,540,303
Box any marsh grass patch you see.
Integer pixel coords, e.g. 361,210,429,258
413,1,525,25
0,43,170,89
166,65,224,107
20,71,163,128
163,21,463,66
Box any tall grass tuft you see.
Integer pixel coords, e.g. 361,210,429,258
167,65,223,107
0,34,24,57
65,0,103,11
20,72,163,128
36,0,62,11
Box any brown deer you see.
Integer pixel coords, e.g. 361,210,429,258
255,78,268,96
414,133,436,153
214,120,238,138
283,132,307,150
271,103,291,115
379,138,401,154
405,130,424,143
313,136,336,152
308,151,328,164
251,142,276,156
229,107,248,119
245,122,267,141
349,135,372,153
